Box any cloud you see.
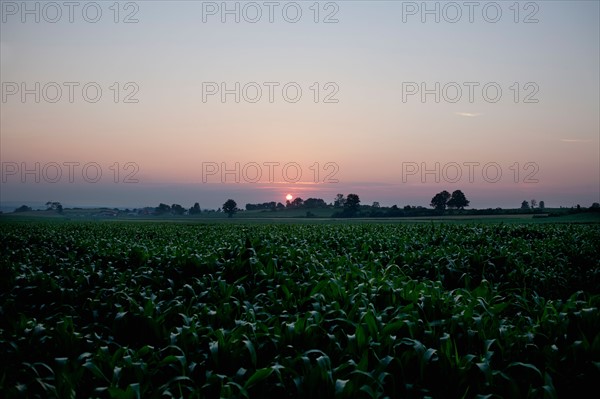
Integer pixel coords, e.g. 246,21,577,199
560,139,594,143
455,112,483,117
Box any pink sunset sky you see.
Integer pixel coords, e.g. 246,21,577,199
1,1,598,210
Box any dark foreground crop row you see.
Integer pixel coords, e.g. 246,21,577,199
1,222,599,398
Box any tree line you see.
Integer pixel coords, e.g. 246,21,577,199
9,194,600,218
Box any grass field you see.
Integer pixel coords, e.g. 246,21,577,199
2,207,599,225
1,220,599,398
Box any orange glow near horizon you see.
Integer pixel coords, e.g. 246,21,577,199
0,2,598,209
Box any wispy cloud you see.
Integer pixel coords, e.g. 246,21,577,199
455,112,483,117
560,138,594,143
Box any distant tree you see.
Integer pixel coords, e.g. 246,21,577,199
334,194,346,208
189,202,201,215
538,201,545,210
171,204,186,215
430,191,451,210
291,197,304,208
285,200,291,208
447,190,470,210
344,194,361,212
388,205,403,216
46,201,63,213
521,200,530,210
591,202,600,209
246,201,278,211
14,205,32,213
372,201,380,208
222,199,238,217
276,202,285,210
304,198,327,208
156,203,171,214
530,199,537,209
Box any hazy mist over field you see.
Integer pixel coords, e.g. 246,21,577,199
1,1,599,210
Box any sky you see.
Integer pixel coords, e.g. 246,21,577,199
1,0,599,210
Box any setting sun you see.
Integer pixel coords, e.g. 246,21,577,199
286,194,293,201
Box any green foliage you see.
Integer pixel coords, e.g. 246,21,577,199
447,190,470,210
223,199,238,218
1,222,599,398
46,201,63,213
344,194,361,212
431,191,451,210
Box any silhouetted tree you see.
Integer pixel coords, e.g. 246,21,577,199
291,197,304,208
521,200,530,210
372,202,380,208
447,190,470,210
345,194,361,212
388,205,403,217
304,198,327,208
538,201,545,210
156,203,171,214
222,199,238,217
334,194,346,208
171,204,185,215
189,202,201,215
530,199,537,209
430,191,451,210
46,201,63,213
14,205,32,213
246,201,277,211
